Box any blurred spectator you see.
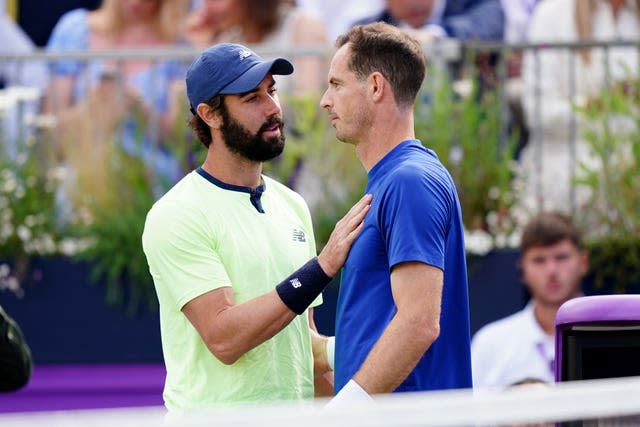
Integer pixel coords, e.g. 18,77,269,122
501,0,539,44
471,211,588,388
500,0,541,159
354,0,505,43
185,0,330,95
295,0,384,41
0,304,32,392
0,10,47,158
517,0,640,216
354,0,505,102
43,0,189,209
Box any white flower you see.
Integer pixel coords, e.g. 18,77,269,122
508,231,521,248
2,177,17,194
486,211,499,229
494,233,508,248
59,237,96,256
24,215,36,227
0,264,9,278
464,228,493,256
16,153,28,166
15,185,26,199
0,222,12,241
33,234,57,254
0,276,24,298
488,186,501,200
16,225,31,242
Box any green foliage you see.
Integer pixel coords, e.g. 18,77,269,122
415,68,519,238
574,78,640,237
70,100,205,314
585,235,640,294
0,137,62,260
72,143,159,314
573,76,640,293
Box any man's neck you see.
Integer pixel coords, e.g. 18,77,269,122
202,147,263,189
533,301,561,336
355,109,416,172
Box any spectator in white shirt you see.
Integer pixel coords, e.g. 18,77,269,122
471,211,588,388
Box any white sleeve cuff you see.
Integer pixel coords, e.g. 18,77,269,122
325,379,373,409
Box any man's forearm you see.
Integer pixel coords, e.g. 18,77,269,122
353,313,439,394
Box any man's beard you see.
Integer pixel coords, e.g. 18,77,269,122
220,107,285,162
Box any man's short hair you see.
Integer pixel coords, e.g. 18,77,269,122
520,211,582,253
335,22,427,109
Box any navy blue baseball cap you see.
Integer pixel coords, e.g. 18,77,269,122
186,43,294,114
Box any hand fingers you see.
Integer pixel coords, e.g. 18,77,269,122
338,195,371,233
346,194,372,216
343,217,366,245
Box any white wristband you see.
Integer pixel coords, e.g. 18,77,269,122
326,336,335,371
325,379,373,409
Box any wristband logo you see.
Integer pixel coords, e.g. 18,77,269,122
289,278,302,288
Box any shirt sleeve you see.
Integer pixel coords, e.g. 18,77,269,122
380,166,452,271
142,199,232,310
45,9,90,76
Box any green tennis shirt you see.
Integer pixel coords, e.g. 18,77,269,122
142,169,321,412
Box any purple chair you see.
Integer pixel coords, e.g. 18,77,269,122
555,295,640,382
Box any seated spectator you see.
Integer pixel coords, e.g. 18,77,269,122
295,0,384,42
0,11,47,158
354,0,505,43
184,0,330,95
517,0,640,217
471,211,588,388
43,0,189,205
500,0,541,158
353,0,505,104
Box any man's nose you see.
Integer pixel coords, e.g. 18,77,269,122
319,90,331,110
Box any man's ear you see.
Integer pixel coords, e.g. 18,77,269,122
369,71,386,103
196,103,222,129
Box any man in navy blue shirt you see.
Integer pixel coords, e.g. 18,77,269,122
320,22,472,404
354,0,504,42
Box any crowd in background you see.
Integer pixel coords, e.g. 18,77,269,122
2,1,638,220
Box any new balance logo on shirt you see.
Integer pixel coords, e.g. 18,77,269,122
292,229,306,242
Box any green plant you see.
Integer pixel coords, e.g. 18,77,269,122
574,78,640,237
415,67,519,252
68,93,209,314
71,141,160,314
573,76,640,293
0,90,85,295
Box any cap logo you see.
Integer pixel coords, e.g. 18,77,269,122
238,49,252,60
